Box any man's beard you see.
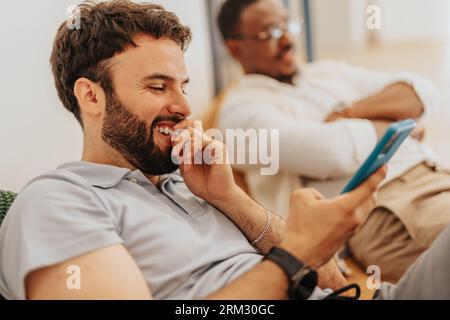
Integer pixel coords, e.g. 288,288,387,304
276,72,298,84
101,90,182,175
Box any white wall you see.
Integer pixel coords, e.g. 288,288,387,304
311,0,369,51
376,0,449,43
311,0,449,51
0,0,214,191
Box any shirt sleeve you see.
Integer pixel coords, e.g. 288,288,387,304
0,171,124,300
218,101,377,180
326,60,440,116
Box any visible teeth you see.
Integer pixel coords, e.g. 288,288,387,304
156,126,173,136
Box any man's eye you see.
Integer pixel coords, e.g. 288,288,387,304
148,85,165,91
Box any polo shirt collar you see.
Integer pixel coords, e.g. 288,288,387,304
58,161,182,190
58,161,133,189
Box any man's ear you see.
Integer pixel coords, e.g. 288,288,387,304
225,39,241,60
73,77,106,118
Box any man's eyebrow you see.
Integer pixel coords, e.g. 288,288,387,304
141,73,190,84
261,16,289,29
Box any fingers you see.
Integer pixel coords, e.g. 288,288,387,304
171,126,220,169
291,188,325,205
353,192,377,224
171,136,201,170
411,126,426,141
339,165,387,208
310,189,325,200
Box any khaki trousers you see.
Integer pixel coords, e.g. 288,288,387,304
348,162,450,283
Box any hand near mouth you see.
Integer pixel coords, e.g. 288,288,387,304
170,120,239,207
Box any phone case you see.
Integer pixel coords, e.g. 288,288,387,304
341,119,416,194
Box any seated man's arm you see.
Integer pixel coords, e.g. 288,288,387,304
327,82,424,121
325,61,439,121
26,244,151,300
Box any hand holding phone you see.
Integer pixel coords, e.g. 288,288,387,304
341,119,416,194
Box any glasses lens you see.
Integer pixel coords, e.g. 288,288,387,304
288,21,301,35
270,28,284,39
257,20,302,41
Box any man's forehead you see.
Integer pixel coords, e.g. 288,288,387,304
241,0,288,29
111,35,188,81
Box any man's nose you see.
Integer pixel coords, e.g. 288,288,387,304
278,32,294,49
168,91,191,118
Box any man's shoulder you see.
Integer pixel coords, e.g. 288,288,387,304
0,168,103,236
23,168,92,193
20,161,131,197
13,168,96,210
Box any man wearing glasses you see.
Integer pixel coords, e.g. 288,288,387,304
216,0,450,282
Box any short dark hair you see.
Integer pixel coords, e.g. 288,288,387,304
50,0,191,127
217,0,260,40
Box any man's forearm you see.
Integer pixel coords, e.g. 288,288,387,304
210,187,286,255
347,82,424,120
207,259,289,299
206,235,346,299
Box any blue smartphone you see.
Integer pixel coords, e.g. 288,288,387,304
341,119,416,194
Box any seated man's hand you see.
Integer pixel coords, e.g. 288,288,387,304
325,110,351,123
325,105,357,122
411,125,426,141
171,120,238,206
280,166,387,269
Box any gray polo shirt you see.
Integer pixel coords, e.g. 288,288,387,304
0,161,262,300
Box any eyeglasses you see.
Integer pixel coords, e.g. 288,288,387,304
232,19,302,41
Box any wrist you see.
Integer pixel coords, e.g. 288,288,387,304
264,246,319,300
208,185,247,212
279,236,320,269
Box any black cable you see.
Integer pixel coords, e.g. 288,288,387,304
323,283,361,300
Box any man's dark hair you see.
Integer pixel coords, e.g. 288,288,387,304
50,0,191,127
217,0,260,40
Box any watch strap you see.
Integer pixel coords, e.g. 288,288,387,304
263,247,305,279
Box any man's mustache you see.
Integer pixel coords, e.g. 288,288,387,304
152,115,185,128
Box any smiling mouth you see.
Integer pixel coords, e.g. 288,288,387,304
155,125,175,136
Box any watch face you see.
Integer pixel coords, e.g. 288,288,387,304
290,269,318,300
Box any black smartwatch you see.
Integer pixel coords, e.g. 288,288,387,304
263,247,318,300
